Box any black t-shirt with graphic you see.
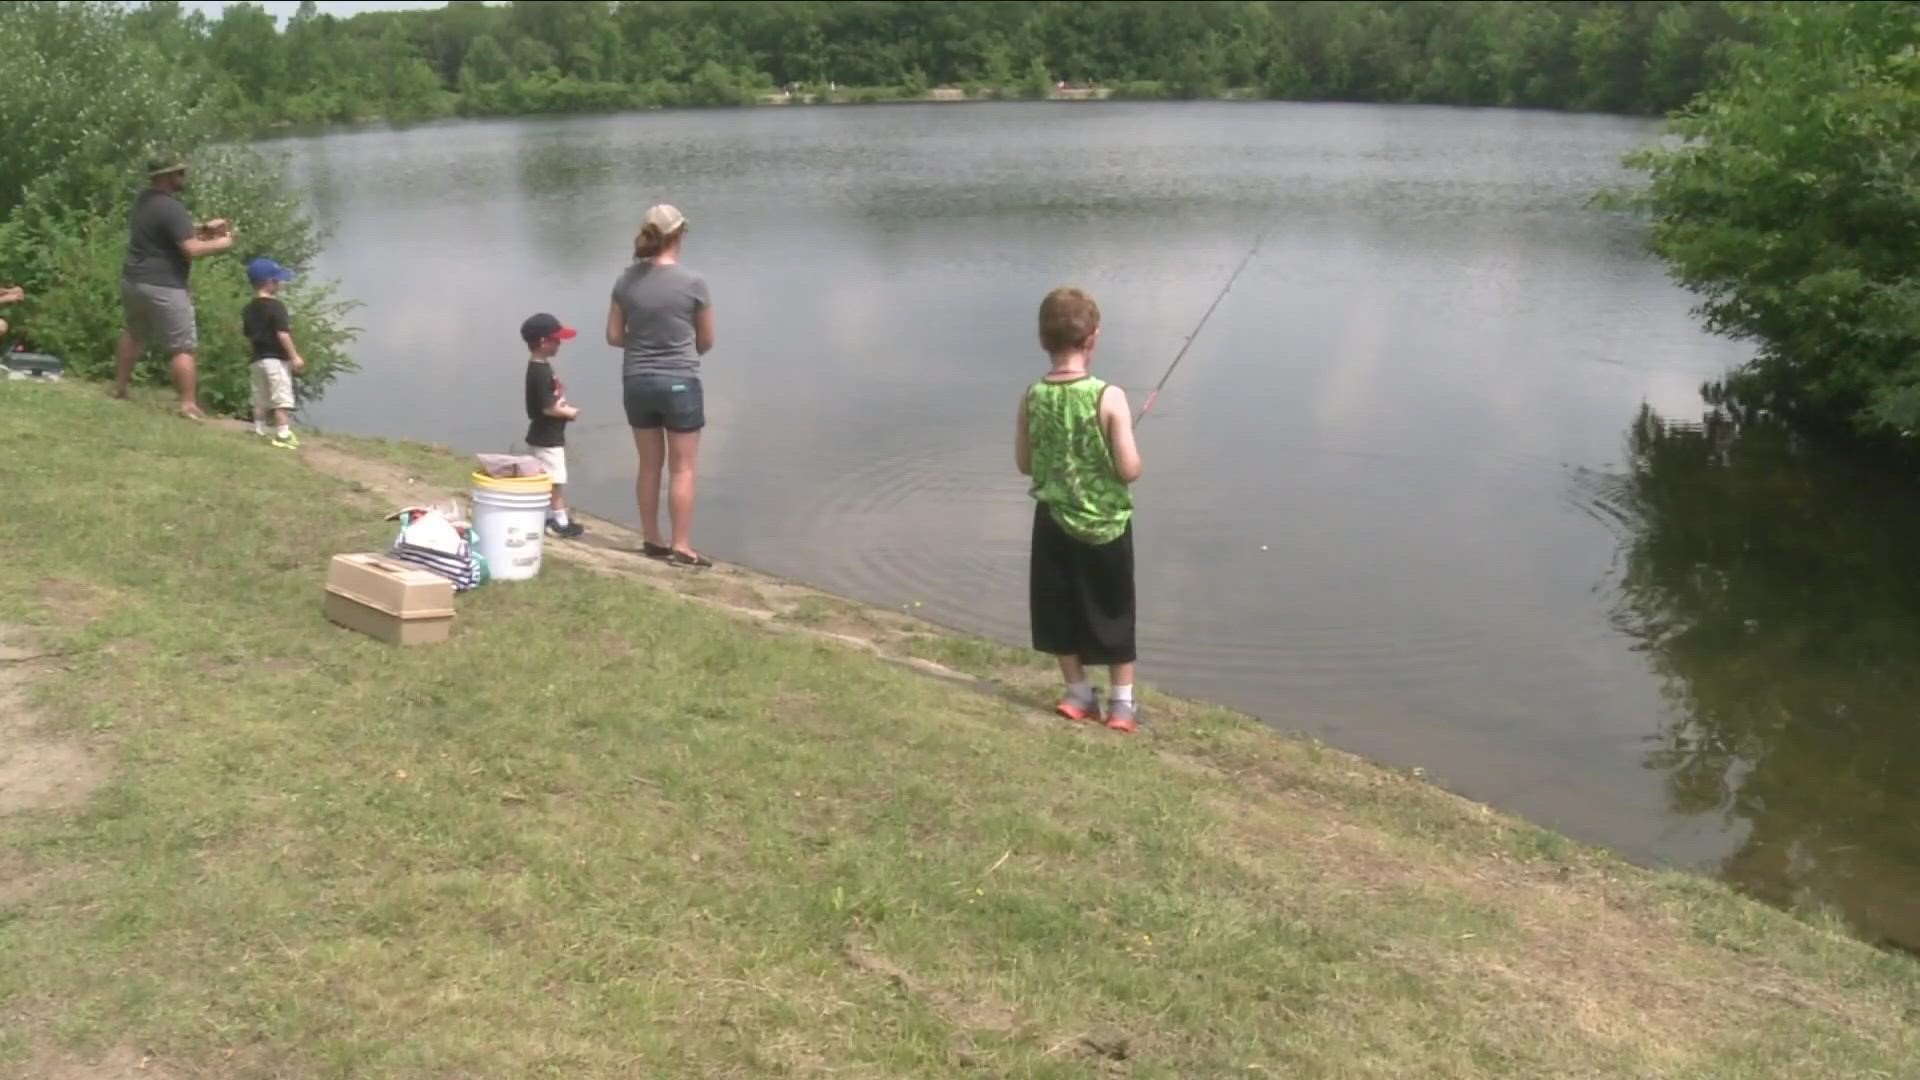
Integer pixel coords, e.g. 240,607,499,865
242,297,291,361
525,360,568,447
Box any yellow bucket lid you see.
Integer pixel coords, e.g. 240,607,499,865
470,470,553,493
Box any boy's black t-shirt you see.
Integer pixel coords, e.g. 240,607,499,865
525,360,568,447
242,297,291,361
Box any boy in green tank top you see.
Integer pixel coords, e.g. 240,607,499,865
1015,287,1145,732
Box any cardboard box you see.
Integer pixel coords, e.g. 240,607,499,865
323,553,455,646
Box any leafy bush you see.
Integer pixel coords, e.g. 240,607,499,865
1111,80,1171,101
1022,57,1053,100
836,86,895,105
0,3,358,417
0,154,360,416
1630,2,1920,436
0,1,203,218
686,61,767,107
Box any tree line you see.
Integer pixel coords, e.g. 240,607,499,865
136,0,1744,127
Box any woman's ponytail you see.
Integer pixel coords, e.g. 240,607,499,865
633,222,665,260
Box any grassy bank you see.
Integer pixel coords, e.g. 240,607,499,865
1,384,1916,1078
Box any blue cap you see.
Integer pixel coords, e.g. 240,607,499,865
245,257,294,285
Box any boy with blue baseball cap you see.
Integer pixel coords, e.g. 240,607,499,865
242,256,304,449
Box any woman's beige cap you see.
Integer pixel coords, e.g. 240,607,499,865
644,204,686,233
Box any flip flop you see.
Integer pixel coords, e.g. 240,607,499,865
667,550,713,568
641,542,672,559
177,405,206,421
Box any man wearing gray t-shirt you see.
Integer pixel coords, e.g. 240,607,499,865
110,156,235,420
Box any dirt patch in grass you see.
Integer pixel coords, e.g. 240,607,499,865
676,572,775,614
25,1045,176,1080
32,580,112,627
844,938,1023,1036
298,441,432,511
0,851,74,909
773,594,881,641
0,631,105,817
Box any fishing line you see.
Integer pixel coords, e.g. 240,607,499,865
561,230,1267,436
1134,230,1267,425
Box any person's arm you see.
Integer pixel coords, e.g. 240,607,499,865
0,286,22,305
276,330,305,374
173,202,230,260
1014,393,1032,476
693,306,715,355
274,303,304,373
692,275,714,355
542,377,578,420
536,367,576,420
605,300,625,349
179,234,232,259
1099,385,1143,484
178,227,232,257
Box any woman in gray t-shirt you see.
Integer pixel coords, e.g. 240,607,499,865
607,203,715,567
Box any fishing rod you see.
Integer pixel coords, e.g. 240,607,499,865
565,232,1267,436
1134,230,1268,425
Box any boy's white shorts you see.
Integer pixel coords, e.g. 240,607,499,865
250,358,295,411
529,445,567,486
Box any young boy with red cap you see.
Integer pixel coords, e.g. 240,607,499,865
521,312,584,538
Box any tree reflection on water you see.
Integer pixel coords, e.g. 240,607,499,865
1609,406,1920,952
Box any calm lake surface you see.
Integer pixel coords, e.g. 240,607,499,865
278,101,1918,950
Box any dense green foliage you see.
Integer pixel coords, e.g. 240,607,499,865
142,0,1744,124
1630,2,1920,436
0,2,356,415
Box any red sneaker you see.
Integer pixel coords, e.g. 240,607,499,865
1055,691,1101,722
1104,700,1138,734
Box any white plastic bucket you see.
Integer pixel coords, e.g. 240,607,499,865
469,472,553,582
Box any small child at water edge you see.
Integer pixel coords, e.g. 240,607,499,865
521,312,584,538
241,257,303,449
1015,286,1144,732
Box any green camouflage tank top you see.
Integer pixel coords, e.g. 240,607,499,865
1026,376,1133,545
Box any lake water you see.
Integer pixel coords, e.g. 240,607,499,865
277,101,1918,951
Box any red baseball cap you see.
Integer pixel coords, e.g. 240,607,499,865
520,313,576,343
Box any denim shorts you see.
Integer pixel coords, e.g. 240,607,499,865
623,374,704,432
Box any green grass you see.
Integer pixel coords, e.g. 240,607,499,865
1,383,1916,1078
314,429,476,488
775,594,876,632
901,631,1054,680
